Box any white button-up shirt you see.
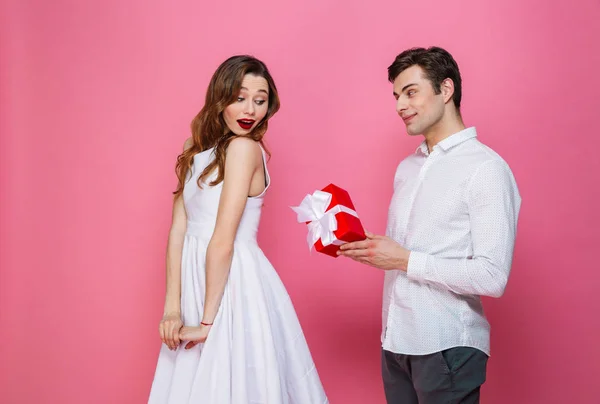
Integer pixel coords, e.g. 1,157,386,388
382,127,521,356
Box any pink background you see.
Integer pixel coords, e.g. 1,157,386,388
1,0,599,403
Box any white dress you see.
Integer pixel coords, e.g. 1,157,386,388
148,145,328,404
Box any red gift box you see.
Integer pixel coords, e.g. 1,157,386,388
292,183,366,258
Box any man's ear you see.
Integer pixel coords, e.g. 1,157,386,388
441,78,455,104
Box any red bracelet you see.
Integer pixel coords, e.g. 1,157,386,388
200,321,213,326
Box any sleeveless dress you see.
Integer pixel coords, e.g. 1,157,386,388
148,145,328,404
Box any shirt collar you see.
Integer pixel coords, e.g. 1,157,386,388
415,127,477,156
416,141,429,155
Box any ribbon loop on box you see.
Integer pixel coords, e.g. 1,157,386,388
291,190,358,249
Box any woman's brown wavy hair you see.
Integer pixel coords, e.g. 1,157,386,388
174,55,280,196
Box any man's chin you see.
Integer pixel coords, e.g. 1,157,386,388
405,127,421,136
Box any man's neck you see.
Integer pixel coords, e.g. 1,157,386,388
423,114,465,152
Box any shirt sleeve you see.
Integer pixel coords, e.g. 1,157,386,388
406,159,521,297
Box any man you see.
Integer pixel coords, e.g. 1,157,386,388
338,47,521,403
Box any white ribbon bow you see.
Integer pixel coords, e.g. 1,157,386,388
291,190,358,249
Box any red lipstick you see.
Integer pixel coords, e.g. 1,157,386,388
237,119,255,130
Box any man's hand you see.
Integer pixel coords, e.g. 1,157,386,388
338,231,410,271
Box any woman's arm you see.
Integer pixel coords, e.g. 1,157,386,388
158,138,192,350
202,137,262,323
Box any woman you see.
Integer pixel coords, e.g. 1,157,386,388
148,55,328,404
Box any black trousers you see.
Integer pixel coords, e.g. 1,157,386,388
381,347,488,404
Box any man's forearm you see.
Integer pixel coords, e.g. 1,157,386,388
406,252,509,297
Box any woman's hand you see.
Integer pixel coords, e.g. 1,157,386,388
159,312,183,350
179,325,211,349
